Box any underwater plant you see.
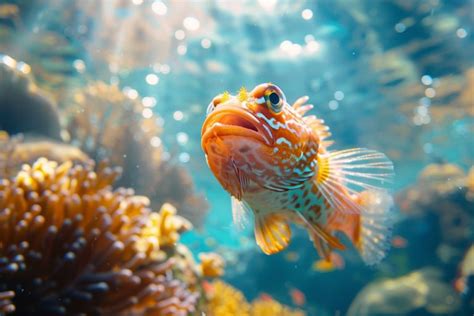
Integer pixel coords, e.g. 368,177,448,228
63,81,209,228
0,158,200,315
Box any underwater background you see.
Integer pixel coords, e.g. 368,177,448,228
0,0,473,315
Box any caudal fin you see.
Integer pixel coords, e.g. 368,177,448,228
357,190,394,265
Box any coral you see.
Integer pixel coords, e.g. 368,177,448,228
205,280,250,316
0,158,199,315
396,163,473,245
64,81,208,228
0,131,89,179
204,280,305,316
348,268,460,316
0,55,61,140
250,298,306,316
198,252,225,278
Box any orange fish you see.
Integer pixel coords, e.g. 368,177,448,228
289,288,306,306
259,293,273,301
391,235,408,248
313,252,345,272
201,83,395,265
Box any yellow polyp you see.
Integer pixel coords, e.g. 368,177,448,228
199,252,225,278
237,87,248,102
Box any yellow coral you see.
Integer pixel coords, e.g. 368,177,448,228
158,203,192,247
206,280,250,316
199,252,225,277
250,298,306,316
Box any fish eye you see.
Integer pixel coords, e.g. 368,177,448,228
269,92,280,105
264,87,286,114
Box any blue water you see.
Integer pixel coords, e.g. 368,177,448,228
1,0,473,315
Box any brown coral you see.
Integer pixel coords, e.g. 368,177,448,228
0,158,199,315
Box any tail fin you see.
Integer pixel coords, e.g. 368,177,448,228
325,189,394,265
314,148,395,265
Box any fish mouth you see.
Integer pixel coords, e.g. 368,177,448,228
202,105,272,146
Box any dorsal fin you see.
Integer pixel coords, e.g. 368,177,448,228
292,96,333,150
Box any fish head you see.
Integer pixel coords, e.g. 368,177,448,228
202,83,319,196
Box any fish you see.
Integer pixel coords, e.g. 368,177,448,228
312,252,345,272
391,235,408,248
201,83,395,265
289,287,306,306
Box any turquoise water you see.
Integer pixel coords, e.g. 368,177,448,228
0,0,473,315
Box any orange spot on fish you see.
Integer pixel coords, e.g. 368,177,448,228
289,287,306,306
391,235,408,248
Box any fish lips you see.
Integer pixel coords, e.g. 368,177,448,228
202,105,273,147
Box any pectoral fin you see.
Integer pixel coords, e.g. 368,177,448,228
254,213,291,255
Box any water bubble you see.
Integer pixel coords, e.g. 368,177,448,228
160,64,170,74
146,73,159,85
306,40,321,53
395,23,406,33
132,0,143,5
142,108,153,119
173,111,184,121
419,97,431,107
334,91,345,101
151,1,167,15
176,132,189,145
73,59,85,73
179,152,190,163
416,105,428,116
123,87,138,99
142,97,156,108
425,87,436,98
201,38,212,49
177,44,187,55
304,34,315,43
456,28,467,38
183,17,200,31
175,29,185,40
280,40,292,52
150,136,162,147
328,100,339,110
301,9,313,20
421,75,433,85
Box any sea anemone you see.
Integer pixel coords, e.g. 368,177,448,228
0,158,199,315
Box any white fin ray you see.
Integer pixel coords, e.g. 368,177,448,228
315,148,394,214
231,196,251,230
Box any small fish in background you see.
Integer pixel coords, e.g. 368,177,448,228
454,245,474,296
289,287,306,306
284,251,300,262
258,292,274,301
201,83,395,265
312,252,345,272
391,235,408,248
